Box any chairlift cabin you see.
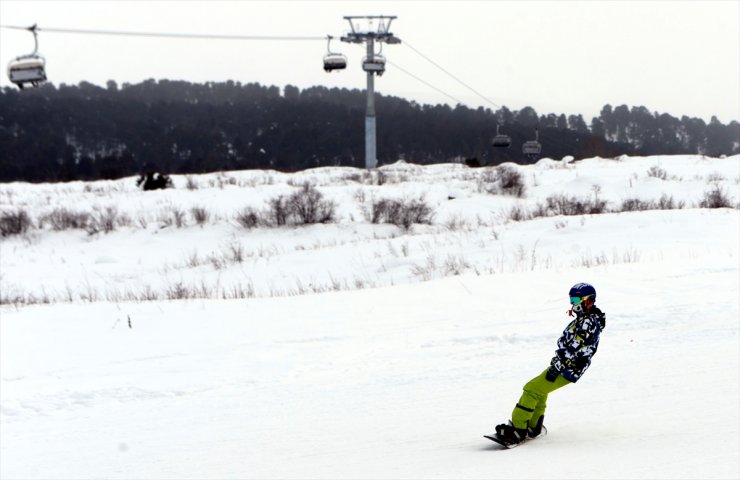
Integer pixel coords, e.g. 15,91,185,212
323,54,347,72
522,129,542,159
7,24,47,89
362,54,386,75
323,35,347,72
492,125,511,148
8,57,46,88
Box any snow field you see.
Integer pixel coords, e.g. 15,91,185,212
1,154,739,478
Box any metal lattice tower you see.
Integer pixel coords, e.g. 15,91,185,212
340,16,401,169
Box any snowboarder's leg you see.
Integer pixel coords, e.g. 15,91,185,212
529,398,548,430
511,368,571,430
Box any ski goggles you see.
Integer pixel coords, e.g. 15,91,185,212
569,295,591,305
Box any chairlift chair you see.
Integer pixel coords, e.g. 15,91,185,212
7,24,47,89
522,129,542,159
323,54,347,72
8,57,46,88
323,36,347,72
362,54,386,75
492,125,511,148
363,42,386,75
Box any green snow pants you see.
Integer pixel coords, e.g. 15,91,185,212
511,368,571,430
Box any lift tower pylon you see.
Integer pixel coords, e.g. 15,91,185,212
340,16,401,169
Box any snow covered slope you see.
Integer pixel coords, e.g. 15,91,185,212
1,155,739,479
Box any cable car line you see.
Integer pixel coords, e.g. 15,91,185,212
1,23,578,159
385,59,466,106
402,39,502,111
0,24,326,41
399,38,582,157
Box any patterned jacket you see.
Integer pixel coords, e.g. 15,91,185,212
550,306,606,383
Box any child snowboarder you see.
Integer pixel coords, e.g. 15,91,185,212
493,282,606,446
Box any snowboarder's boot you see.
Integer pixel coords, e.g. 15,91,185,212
495,421,527,445
527,415,545,438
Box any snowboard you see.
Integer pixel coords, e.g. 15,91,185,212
484,426,547,449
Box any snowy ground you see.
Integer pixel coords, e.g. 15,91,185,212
1,155,739,479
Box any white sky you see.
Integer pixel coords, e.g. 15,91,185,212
0,0,738,123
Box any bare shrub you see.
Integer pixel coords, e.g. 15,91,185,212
508,205,531,222
443,254,471,276
209,254,226,270
266,196,290,226
619,198,654,212
443,214,468,231
186,250,201,268
706,172,726,183
400,198,434,229
40,208,91,231
185,176,199,190
87,206,119,235
699,186,732,208
171,207,187,228
216,174,237,189
341,172,364,184
656,194,684,210
288,183,337,224
137,215,149,229
410,254,437,281
235,206,263,229
541,194,608,216
371,197,434,230
612,195,685,212
156,207,187,229
647,166,668,180
166,282,193,300
0,209,32,237
191,206,210,226
478,165,526,197
497,165,526,197
223,282,256,299
477,169,499,194
228,242,245,263
371,199,398,224
378,170,389,185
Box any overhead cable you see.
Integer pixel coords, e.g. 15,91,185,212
386,59,466,106
402,39,502,110
0,24,325,41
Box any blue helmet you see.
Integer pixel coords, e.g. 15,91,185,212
569,282,596,302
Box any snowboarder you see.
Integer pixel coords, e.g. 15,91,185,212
493,282,606,446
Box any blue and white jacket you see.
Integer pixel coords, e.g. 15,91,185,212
550,306,606,383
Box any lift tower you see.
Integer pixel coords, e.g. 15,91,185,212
341,16,400,169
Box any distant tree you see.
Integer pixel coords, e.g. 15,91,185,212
515,106,539,127
0,79,736,183
568,114,589,133
557,114,568,130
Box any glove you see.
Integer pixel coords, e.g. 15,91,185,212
545,365,560,382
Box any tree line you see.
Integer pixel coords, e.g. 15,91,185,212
0,79,737,182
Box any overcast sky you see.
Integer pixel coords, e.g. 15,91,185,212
1,0,738,123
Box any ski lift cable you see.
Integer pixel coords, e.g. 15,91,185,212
385,59,466,106
1,24,580,153
0,24,326,41
401,39,582,152
402,39,502,110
